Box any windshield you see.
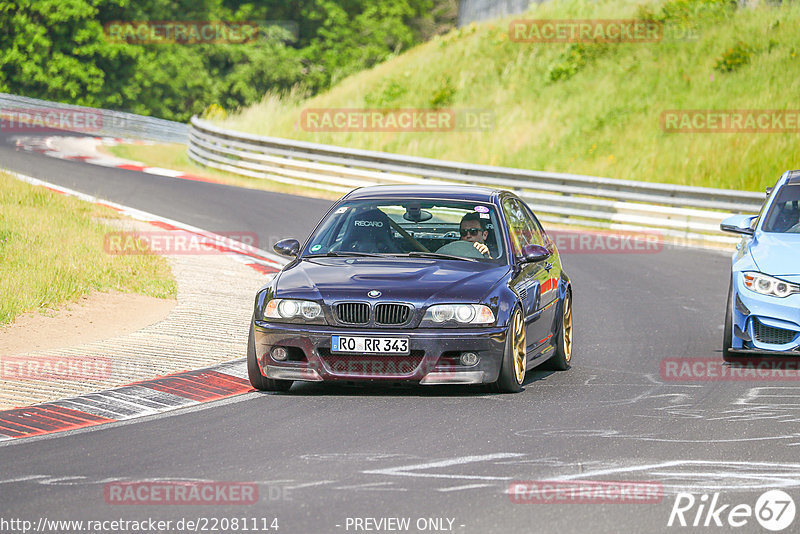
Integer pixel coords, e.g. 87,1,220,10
303,199,506,262
762,184,800,233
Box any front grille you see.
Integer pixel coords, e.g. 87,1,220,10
335,302,370,324
319,350,425,377
753,318,797,345
375,303,412,325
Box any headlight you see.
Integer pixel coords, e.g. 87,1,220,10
263,298,325,323
742,272,800,298
422,304,495,326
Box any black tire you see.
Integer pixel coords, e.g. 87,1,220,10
247,319,293,392
722,280,737,363
492,306,526,393
541,289,573,371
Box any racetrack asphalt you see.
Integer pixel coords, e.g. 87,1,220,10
3,130,797,534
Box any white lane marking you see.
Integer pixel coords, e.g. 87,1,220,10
38,476,88,486
362,453,524,481
636,435,800,443
0,476,297,488
284,481,334,490
514,426,800,444
83,158,123,167
553,460,800,491
142,167,185,177
736,387,800,407
0,475,48,484
437,483,492,492
333,482,406,491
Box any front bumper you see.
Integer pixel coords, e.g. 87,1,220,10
253,321,507,385
732,277,800,353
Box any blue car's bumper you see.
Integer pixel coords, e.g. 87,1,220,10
253,321,508,384
732,275,800,352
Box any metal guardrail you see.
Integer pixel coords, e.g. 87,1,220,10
457,0,532,27
0,93,187,143
188,117,764,247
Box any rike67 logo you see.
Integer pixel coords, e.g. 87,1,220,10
668,490,796,531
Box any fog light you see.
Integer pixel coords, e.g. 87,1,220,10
460,352,479,366
271,347,289,361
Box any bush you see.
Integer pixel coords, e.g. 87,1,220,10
714,41,753,72
548,44,608,83
364,79,409,107
430,76,456,107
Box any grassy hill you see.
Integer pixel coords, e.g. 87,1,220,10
214,0,800,192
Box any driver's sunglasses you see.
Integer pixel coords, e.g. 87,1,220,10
459,228,482,237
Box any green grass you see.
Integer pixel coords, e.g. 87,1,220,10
0,172,176,325
216,0,800,192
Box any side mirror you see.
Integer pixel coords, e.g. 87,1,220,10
520,244,551,263
720,215,756,236
274,238,300,257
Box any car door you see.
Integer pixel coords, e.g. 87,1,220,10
502,197,553,355
520,202,561,348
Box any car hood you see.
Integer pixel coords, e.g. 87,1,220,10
275,257,510,305
749,233,800,277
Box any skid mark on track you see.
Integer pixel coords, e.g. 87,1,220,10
362,453,524,481
437,484,492,492
553,460,800,493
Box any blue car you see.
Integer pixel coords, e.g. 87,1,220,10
248,185,573,393
721,170,800,360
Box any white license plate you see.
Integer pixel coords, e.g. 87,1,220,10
331,336,409,354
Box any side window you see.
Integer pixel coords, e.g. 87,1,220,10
502,198,529,256
520,201,546,246
503,198,543,256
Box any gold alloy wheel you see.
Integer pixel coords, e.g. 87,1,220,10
562,292,573,362
512,309,526,383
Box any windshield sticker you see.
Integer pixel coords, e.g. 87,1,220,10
474,205,489,213
335,206,350,214
480,213,490,219
311,244,322,252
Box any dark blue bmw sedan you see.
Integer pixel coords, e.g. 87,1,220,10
248,185,573,393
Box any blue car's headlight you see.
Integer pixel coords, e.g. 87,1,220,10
742,272,800,298
263,298,326,324
421,304,495,327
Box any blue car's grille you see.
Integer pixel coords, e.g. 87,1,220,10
335,303,370,325
753,318,797,345
375,303,411,325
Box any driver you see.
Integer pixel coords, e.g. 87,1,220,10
459,212,491,257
